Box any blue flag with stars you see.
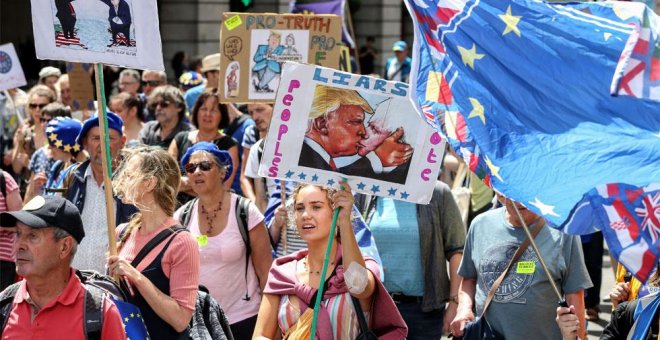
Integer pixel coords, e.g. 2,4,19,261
405,0,660,282
112,298,150,340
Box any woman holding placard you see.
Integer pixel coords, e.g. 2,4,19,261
253,182,407,339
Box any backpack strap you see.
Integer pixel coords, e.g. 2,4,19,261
235,196,252,301
83,285,106,340
61,162,83,198
131,226,186,267
0,282,21,336
0,170,6,199
179,198,198,229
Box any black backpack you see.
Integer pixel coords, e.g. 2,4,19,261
0,270,126,340
179,196,253,302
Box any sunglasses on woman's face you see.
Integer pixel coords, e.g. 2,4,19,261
185,160,215,174
39,117,51,123
29,103,48,109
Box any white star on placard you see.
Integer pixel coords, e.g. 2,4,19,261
529,197,560,217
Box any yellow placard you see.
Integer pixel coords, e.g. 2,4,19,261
224,15,243,31
516,261,536,274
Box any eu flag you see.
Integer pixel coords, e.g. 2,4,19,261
405,0,659,281
112,298,150,340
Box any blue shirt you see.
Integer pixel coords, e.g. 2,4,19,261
369,198,424,296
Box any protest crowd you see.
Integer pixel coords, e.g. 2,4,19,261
0,1,658,340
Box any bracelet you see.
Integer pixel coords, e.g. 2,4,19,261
449,295,459,304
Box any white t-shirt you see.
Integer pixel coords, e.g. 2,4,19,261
175,194,265,324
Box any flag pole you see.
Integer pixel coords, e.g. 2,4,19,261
280,181,288,255
511,202,565,304
309,207,340,340
93,64,119,264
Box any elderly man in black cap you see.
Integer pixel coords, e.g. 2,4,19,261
0,195,125,339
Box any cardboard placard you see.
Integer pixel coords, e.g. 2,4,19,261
66,63,95,111
219,12,342,103
258,63,446,204
31,0,164,70
0,43,27,92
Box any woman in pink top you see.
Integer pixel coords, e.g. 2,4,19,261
253,183,407,339
108,146,200,339
176,142,273,340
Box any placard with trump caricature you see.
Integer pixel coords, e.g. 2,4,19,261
259,63,446,204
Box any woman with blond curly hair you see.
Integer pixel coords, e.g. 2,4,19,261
108,146,200,339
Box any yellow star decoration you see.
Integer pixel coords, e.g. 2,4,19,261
72,144,81,153
48,133,58,142
499,6,521,37
130,313,135,318
124,317,129,322
458,44,485,70
55,140,63,148
484,156,504,182
468,98,485,124
63,144,71,152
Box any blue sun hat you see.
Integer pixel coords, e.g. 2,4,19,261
76,111,124,146
46,117,83,155
179,71,204,91
180,142,233,182
392,40,408,52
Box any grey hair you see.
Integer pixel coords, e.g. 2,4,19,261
53,227,78,263
143,70,167,83
119,69,140,82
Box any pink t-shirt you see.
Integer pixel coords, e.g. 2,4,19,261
175,194,264,324
117,217,200,312
0,172,19,262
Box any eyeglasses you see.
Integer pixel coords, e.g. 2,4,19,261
154,100,171,108
39,117,51,123
142,80,161,87
184,160,215,174
29,103,48,109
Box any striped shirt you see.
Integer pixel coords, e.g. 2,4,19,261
278,293,362,340
0,172,19,262
274,223,307,258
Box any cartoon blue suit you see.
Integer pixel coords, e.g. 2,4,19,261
100,0,132,46
252,44,285,92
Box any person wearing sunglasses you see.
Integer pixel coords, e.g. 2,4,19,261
11,86,56,182
140,85,191,149
175,142,272,339
168,90,239,205
140,70,168,122
23,105,75,203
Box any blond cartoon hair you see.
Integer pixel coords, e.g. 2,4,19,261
308,85,374,120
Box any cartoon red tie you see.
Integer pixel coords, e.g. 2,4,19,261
329,158,337,171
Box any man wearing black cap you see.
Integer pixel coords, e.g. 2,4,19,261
63,111,136,273
0,195,125,339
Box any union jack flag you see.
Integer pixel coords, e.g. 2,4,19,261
564,184,660,282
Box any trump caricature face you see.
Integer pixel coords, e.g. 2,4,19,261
322,104,368,157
